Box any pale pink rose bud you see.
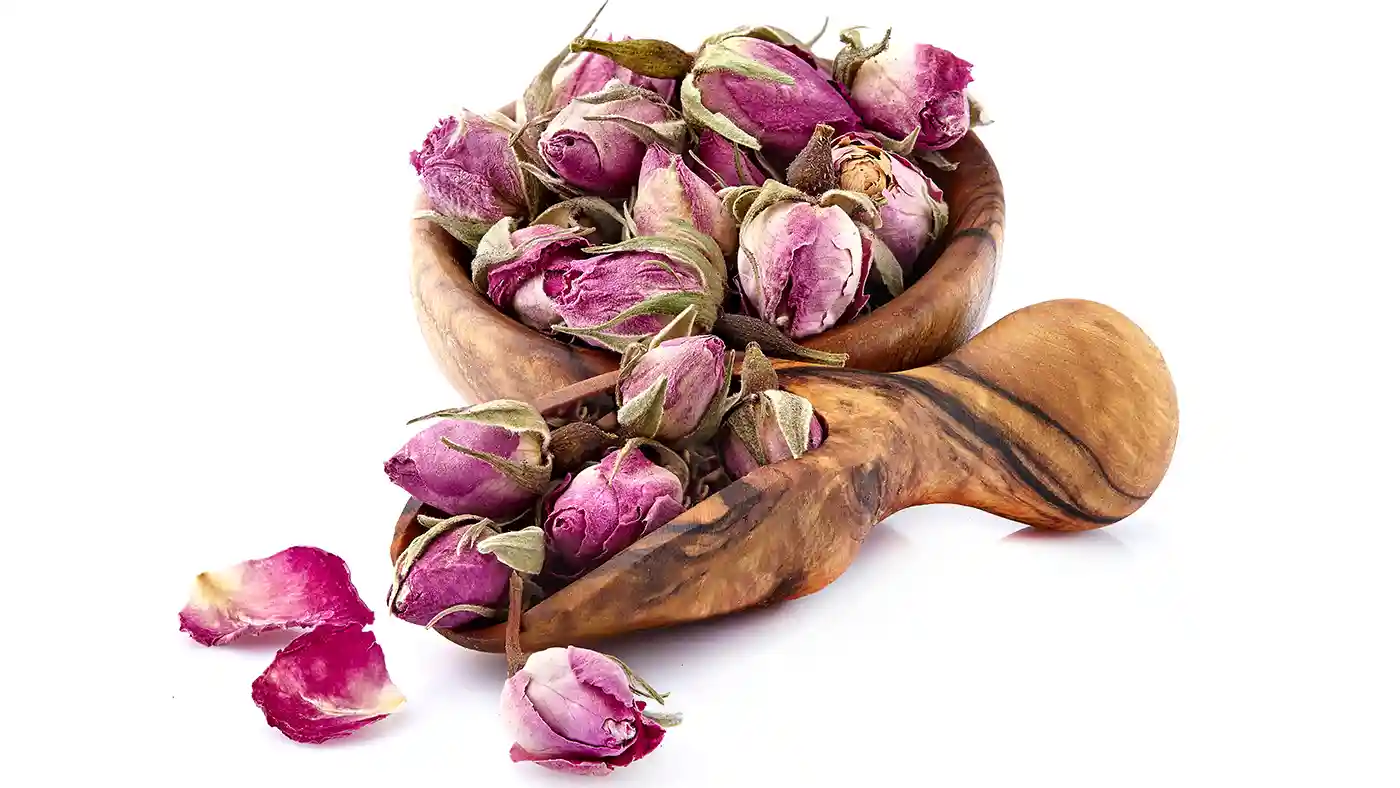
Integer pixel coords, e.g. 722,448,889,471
848,42,975,152
411,110,527,225
721,389,826,477
616,334,729,442
632,144,738,256
539,83,672,196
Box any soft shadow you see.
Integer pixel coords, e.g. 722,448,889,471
1001,526,1127,549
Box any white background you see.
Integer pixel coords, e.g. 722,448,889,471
2,0,1397,785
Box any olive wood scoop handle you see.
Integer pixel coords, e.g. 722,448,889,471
390,298,1178,652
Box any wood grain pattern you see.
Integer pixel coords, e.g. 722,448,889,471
409,131,1004,403
390,298,1176,652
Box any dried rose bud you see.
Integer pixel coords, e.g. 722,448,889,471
543,441,687,579
734,182,873,338
550,36,676,110
474,223,592,331
688,129,766,188
841,34,975,153
179,546,373,647
384,400,552,519
633,143,738,257
616,319,731,442
539,82,675,196
833,133,949,273
251,624,405,744
721,389,826,477
683,33,861,161
502,646,669,775
410,110,528,226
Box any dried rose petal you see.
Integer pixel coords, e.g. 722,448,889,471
178,546,373,647
251,624,405,744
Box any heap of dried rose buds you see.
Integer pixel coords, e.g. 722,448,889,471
179,6,989,774
411,5,987,356
379,307,822,772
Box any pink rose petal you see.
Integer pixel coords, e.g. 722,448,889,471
251,624,405,744
178,546,373,646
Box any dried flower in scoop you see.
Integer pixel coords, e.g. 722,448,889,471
633,143,739,257
730,180,876,338
251,624,405,744
539,82,680,197
835,29,975,154
543,440,687,579
384,400,553,519
833,132,949,274
721,389,826,478
178,546,373,647
688,128,766,188
550,35,676,110
411,110,528,243
502,646,674,775
388,514,545,629
470,222,592,331
541,229,728,353
616,309,732,443
683,31,861,161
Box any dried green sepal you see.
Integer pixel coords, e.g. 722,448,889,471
582,114,688,152
680,74,761,150
721,184,763,224
413,210,496,249
408,398,551,442
531,196,627,242
476,525,547,575
609,437,690,492
616,375,668,438
874,126,920,158
832,26,891,89
969,94,993,127
867,232,905,297
785,124,838,196
647,304,700,346
552,291,717,352
441,435,554,495
569,36,695,79
737,342,779,398
711,312,849,366
916,149,959,171
702,22,823,52
518,160,586,199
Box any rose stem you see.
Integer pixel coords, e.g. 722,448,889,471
505,571,526,676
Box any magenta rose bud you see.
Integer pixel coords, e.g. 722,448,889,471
738,199,872,338
387,519,511,629
383,401,551,519
617,334,729,442
684,35,861,161
633,144,738,256
539,84,671,196
689,129,766,188
502,647,668,775
721,390,826,478
543,443,686,578
550,36,676,110
411,110,527,225
479,224,591,330
849,43,975,152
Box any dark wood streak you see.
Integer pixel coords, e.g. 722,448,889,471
390,299,1178,652
939,359,1151,501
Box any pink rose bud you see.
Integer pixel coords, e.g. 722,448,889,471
684,34,861,161
539,83,672,196
721,389,826,478
832,133,949,273
688,129,766,188
410,110,528,225
848,42,975,152
387,516,511,629
737,193,872,338
617,333,730,442
550,36,676,111
502,646,669,775
251,624,405,744
384,400,552,519
543,442,686,578
479,224,592,331
633,144,738,256
178,546,373,647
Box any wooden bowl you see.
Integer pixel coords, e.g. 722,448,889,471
409,131,1004,403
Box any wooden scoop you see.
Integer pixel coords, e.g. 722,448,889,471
390,299,1178,652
